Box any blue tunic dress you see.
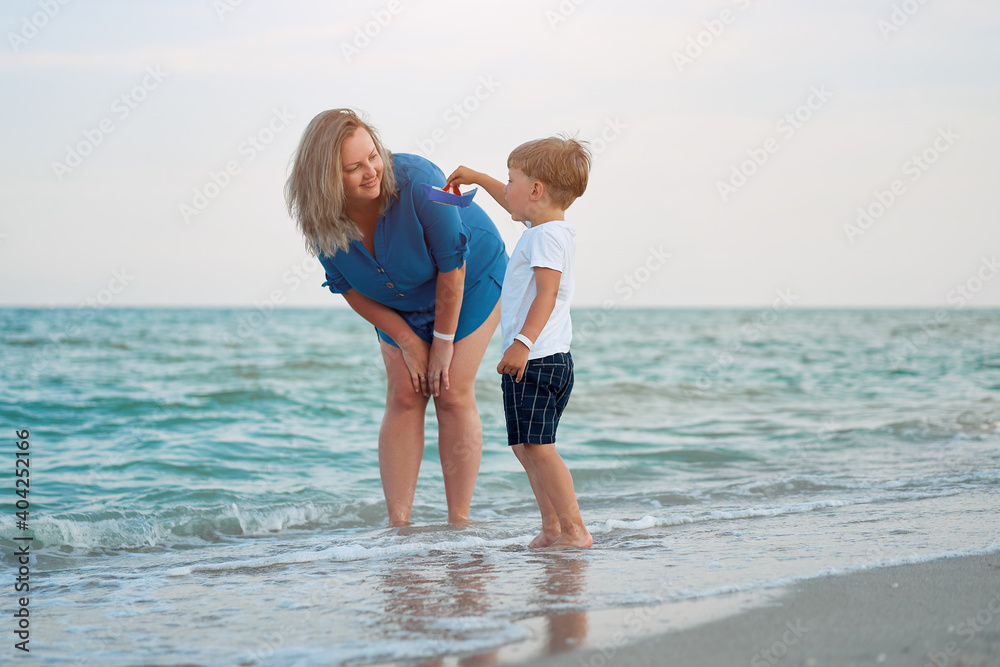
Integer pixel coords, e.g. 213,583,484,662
318,153,508,346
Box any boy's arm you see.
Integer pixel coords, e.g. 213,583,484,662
497,267,561,382
446,166,510,213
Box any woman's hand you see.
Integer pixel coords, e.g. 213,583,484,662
398,336,431,396
427,338,454,397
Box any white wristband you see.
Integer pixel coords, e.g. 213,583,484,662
433,330,455,341
514,334,534,351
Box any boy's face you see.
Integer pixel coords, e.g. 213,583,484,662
503,167,534,222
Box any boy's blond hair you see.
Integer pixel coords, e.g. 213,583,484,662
507,135,592,211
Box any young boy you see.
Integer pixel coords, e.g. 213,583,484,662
447,136,593,549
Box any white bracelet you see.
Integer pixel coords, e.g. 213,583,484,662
514,333,534,351
433,330,455,341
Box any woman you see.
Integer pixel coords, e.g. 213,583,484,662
285,109,507,526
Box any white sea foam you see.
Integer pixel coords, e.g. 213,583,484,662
2,484,972,555
166,534,531,576
589,490,962,535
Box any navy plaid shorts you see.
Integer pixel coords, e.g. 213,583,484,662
501,352,574,446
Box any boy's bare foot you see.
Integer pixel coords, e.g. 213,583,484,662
543,528,592,550
528,527,562,548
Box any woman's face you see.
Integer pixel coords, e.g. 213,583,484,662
340,129,383,206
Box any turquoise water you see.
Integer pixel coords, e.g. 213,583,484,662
2,307,999,665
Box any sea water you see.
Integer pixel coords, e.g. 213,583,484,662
1,307,998,666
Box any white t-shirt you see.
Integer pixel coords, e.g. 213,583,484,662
500,220,576,360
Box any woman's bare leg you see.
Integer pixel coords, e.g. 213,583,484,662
379,340,431,526
433,302,500,525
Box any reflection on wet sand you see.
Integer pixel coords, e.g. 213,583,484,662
378,549,500,666
373,546,593,666
377,548,591,666
533,555,589,655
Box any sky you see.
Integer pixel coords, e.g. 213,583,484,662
1,0,999,308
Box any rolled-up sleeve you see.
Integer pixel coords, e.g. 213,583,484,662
318,255,352,294
415,186,470,273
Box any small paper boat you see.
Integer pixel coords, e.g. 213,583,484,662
421,183,478,207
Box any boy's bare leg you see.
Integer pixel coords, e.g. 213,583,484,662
523,444,592,549
512,444,562,547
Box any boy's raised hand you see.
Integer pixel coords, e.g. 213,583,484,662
497,342,530,383
446,165,510,213
445,165,480,190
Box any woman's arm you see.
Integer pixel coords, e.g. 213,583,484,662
427,262,466,396
446,166,510,213
341,288,430,396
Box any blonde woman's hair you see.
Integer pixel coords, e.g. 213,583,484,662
507,135,592,210
285,109,397,256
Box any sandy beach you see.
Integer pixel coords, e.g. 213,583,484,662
513,551,1000,667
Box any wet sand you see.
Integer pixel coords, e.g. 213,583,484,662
510,551,1000,667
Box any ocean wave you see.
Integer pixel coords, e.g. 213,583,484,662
10,475,984,554
574,444,761,465
0,500,388,552
880,412,1000,442
189,387,292,406
727,474,861,498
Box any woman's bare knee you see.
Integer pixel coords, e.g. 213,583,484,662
387,383,429,412
432,387,476,414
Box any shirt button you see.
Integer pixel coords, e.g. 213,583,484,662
385,282,394,289
377,268,385,274
396,293,405,297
